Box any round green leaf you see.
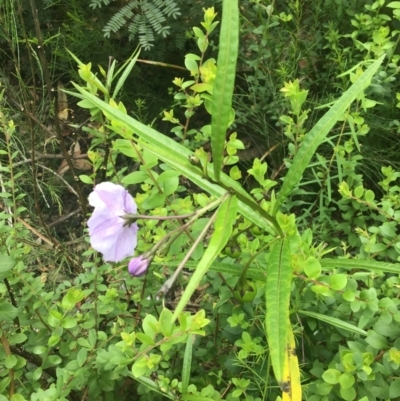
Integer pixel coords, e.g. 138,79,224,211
5,355,17,369
304,257,321,279
79,175,93,184
330,274,347,290
32,367,42,381
340,385,356,401
322,368,341,384
61,317,77,329
48,335,61,347
339,373,355,389
33,346,47,355
389,379,400,398
342,290,355,302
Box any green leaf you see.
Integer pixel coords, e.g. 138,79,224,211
130,375,176,400
273,55,385,214
321,258,400,274
365,331,389,350
10,395,26,401
77,348,88,367
0,255,16,280
113,48,140,99
136,333,156,346
9,333,27,345
339,373,355,389
265,238,293,384
182,334,194,394
211,0,239,181
79,175,93,184
0,300,18,321
67,86,279,234
61,317,77,329
340,386,356,401
32,367,42,381
390,379,400,398
172,195,238,321
304,256,321,279
122,170,149,185
5,355,17,369
298,310,367,335
322,369,341,384
159,308,174,337
330,274,348,290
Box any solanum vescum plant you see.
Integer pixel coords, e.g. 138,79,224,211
2,0,400,400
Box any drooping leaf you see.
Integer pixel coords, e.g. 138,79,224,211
172,195,238,321
265,238,293,384
298,310,367,335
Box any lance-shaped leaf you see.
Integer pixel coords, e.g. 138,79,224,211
265,238,293,384
172,195,238,321
273,55,385,215
298,310,367,336
282,323,302,401
211,0,239,181
321,258,400,274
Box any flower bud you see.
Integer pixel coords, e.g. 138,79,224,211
128,255,150,277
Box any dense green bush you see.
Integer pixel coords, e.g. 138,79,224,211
2,1,400,401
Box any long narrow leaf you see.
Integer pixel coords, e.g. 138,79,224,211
265,238,293,385
282,323,302,401
172,195,238,321
273,55,385,214
68,84,279,234
321,258,400,274
298,310,367,336
182,334,194,394
211,0,239,180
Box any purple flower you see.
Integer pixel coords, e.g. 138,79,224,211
128,255,150,277
87,182,138,262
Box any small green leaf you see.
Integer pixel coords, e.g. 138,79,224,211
330,274,348,290
0,300,18,321
47,355,62,365
61,317,77,329
322,369,341,384
159,308,174,337
136,333,156,346
79,175,93,184
0,255,16,280
340,385,356,401
77,348,88,367
339,373,355,389
304,257,321,279
32,367,42,381
5,355,17,369
33,346,47,355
